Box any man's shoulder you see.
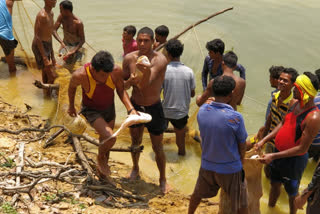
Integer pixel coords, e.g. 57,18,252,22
123,51,138,62
154,51,167,61
73,17,83,26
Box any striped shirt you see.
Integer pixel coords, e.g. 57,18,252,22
269,91,293,143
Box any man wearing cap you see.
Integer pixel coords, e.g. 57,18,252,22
256,72,320,214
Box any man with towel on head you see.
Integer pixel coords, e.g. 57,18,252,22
256,72,320,214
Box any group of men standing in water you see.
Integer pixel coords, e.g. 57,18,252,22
2,0,320,214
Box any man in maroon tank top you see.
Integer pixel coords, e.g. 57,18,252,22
68,50,137,184
256,72,320,214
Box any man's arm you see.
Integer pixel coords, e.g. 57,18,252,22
122,54,137,89
191,89,195,98
238,141,246,163
196,79,213,107
52,15,65,48
190,71,196,98
201,56,209,91
237,80,246,105
295,162,320,209
67,70,82,117
235,64,246,80
113,65,137,115
255,120,283,150
5,0,14,15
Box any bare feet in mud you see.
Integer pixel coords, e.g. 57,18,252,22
97,165,115,187
160,180,172,194
127,169,140,181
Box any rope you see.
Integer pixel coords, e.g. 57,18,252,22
16,2,32,59
244,94,268,107
192,26,205,59
21,0,34,28
30,0,41,9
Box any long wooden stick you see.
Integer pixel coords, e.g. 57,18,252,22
155,7,233,51
72,137,95,181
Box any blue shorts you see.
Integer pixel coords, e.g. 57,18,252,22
270,152,308,196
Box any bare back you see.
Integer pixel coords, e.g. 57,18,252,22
123,50,167,106
223,73,246,109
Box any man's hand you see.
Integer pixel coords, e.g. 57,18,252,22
294,194,307,210
260,153,274,164
68,106,77,117
129,109,139,116
64,50,75,60
205,97,215,104
136,61,151,73
254,140,265,152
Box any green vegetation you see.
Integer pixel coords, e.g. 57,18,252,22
0,153,16,168
42,193,57,202
0,202,18,214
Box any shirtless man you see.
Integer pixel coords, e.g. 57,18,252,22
0,0,18,72
68,50,137,183
32,0,57,92
196,51,246,111
122,27,169,193
53,0,85,66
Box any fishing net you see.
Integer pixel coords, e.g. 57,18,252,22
219,150,263,214
9,0,99,136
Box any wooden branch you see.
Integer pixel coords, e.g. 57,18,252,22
87,185,146,201
44,128,65,148
79,133,144,153
155,7,234,51
72,137,95,181
11,142,25,206
25,156,71,169
0,168,80,190
0,125,71,135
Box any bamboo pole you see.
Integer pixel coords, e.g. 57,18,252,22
155,7,234,51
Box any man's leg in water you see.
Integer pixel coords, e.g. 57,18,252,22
150,133,170,193
44,65,58,97
129,125,144,180
92,117,115,180
6,49,16,73
289,195,298,214
269,182,281,207
175,126,186,156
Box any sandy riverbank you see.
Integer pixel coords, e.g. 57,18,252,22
0,97,219,214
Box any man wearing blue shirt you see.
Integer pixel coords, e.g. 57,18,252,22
201,38,245,91
189,75,248,214
0,0,17,73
